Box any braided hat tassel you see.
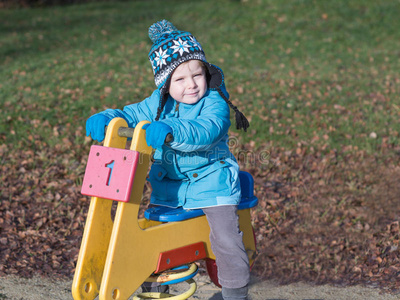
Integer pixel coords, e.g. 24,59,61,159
217,88,249,132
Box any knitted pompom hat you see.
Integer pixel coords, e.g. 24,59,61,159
148,20,249,131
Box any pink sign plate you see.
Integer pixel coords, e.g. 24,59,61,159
81,145,139,202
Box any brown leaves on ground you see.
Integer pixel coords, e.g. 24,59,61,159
0,141,87,278
243,144,400,292
1,141,400,293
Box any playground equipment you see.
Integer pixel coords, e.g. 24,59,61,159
72,118,258,300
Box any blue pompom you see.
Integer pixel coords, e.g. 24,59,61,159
148,20,178,43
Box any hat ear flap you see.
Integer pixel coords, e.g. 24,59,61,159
205,63,224,90
155,76,171,121
206,63,250,132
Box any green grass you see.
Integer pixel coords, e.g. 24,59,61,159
1,0,400,152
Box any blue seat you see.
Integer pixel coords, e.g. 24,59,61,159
144,171,258,222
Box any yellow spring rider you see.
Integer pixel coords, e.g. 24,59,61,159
72,118,258,300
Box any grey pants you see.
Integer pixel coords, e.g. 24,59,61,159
202,205,250,289
141,205,250,295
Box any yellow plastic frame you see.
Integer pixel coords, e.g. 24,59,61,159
71,118,256,300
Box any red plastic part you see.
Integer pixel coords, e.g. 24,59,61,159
155,242,207,273
206,258,221,287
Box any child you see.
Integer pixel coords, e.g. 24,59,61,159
86,20,250,300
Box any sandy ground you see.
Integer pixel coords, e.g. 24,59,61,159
0,275,399,300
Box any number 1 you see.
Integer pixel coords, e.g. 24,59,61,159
105,160,115,186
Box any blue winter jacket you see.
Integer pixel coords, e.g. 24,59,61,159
101,87,241,209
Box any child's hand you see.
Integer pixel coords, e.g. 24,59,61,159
85,114,111,142
143,122,173,149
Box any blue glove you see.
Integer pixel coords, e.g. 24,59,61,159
86,114,111,142
143,122,173,149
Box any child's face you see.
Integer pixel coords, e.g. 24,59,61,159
169,60,207,105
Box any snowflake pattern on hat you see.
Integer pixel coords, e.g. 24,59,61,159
154,48,168,68
171,38,190,56
148,21,206,88
147,20,250,131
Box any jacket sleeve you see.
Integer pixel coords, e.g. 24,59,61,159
161,90,231,152
98,89,159,127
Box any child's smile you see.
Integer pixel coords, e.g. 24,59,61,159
169,60,207,105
